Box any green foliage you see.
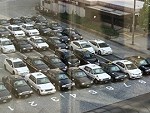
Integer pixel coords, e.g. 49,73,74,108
138,0,150,30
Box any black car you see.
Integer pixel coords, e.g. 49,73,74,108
51,30,70,43
42,54,67,71
61,28,83,41
23,56,50,73
34,23,52,36
45,37,68,50
9,17,24,25
45,69,75,91
32,15,48,24
0,27,11,37
0,82,12,103
100,62,128,82
67,67,93,88
12,38,34,52
2,76,33,98
126,56,150,75
20,16,35,24
73,49,99,65
49,21,63,31
0,19,10,26
55,49,80,67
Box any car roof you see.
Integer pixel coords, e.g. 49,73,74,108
75,48,89,53
72,40,87,44
22,24,34,26
6,57,22,62
48,68,63,74
0,38,10,41
113,60,133,64
89,39,105,43
57,49,72,53
85,64,101,69
30,36,42,39
9,25,20,27
30,72,46,78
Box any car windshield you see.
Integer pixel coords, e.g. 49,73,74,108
84,52,94,58
2,40,12,45
26,26,34,30
41,25,47,29
12,27,21,31
139,60,148,66
126,63,137,70
74,70,87,78
0,27,7,32
56,32,62,36
34,59,45,65
13,61,26,68
14,80,27,87
98,43,109,47
54,39,61,44
57,73,68,80
37,77,50,84
35,39,44,43
110,66,121,72
0,84,6,91
51,58,62,63
81,43,91,48
93,68,104,74
0,20,8,24
13,19,22,23
20,40,29,45
51,23,59,27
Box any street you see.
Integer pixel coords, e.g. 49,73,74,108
0,0,150,113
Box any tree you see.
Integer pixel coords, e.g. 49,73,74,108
138,0,150,31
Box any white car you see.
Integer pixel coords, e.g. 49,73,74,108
25,72,56,95
70,40,95,54
20,24,40,36
0,38,16,53
27,36,49,51
112,60,142,79
6,25,25,37
79,64,111,84
4,58,30,77
88,40,112,55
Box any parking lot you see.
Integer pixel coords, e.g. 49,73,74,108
0,0,150,113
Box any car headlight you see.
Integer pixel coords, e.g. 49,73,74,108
72,82,75,86
81,83,85,85
8,95,12,98
66,46,68,48
74,37,77,39
62,85,66,87
68,62,71,65
91,81,93,84
68,38,70,41
30,91,33,93
19,93,23,95
30,47,33,49
23,48,26,50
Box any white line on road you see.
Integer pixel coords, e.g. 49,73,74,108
8,106,14,111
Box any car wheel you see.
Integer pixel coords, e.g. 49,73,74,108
71,46,73,51
4,64,6,70
12,71,15,75
98,50,101,55
37,89,41,95
94,79,99,84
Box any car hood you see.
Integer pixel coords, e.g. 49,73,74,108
3,45,15,49
55,62,66,69
37,43,49,47
36,64,49,71
96,73,111,80
16,85,32,93
37,83,55,90
83,47,95,53
43,28,51,32
78,77,91,84
111,71,126,77
57,43,67,49
13,30,24,34
128,69,142,74
20,44,33,48
28,29,39,33
15,66,30,74
0,89,11,97
100,47,112,51
60,79,72,85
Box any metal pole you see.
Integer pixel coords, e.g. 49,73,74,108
132,0,136,45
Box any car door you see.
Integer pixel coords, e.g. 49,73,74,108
28,75,37,90
72,42,80,50
5,59,14,73
116,62,126,73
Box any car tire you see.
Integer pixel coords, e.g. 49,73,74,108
94,79,99,84
4,64,6,70
98,50,101,55
71,46,73,51
37,89,41,95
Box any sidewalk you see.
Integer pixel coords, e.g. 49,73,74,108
110,27,150,55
